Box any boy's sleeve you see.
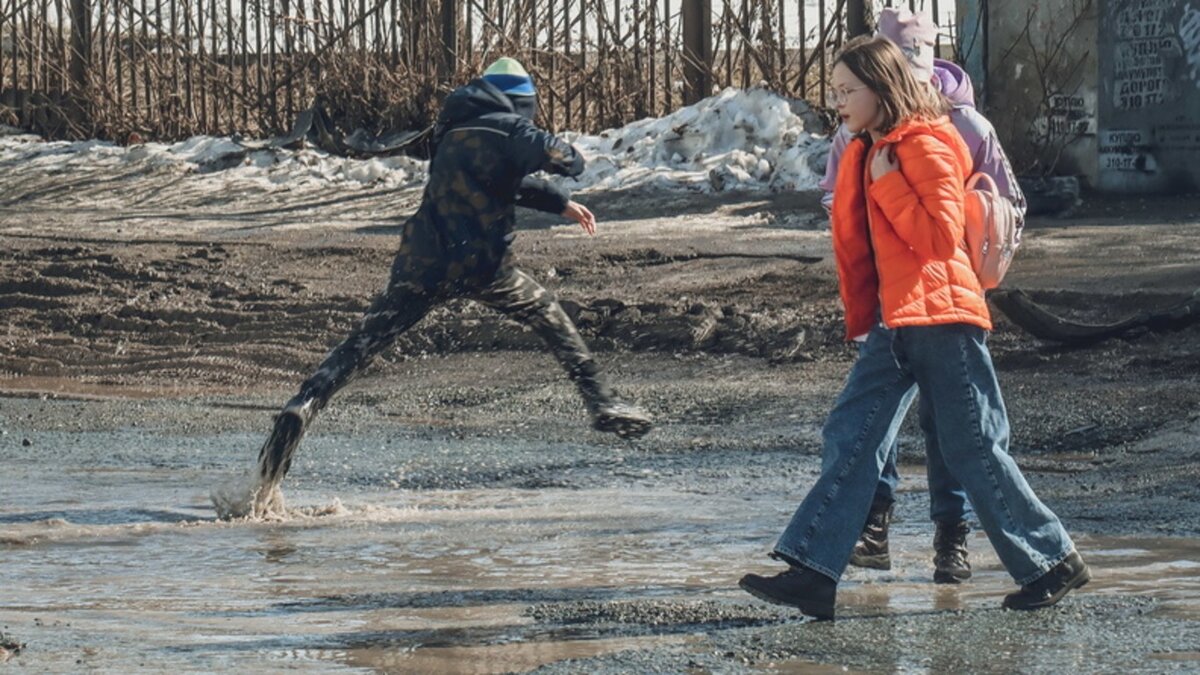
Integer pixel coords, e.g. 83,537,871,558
515,176,571,214
510,118,586,178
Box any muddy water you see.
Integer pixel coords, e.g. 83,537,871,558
2,405,1199,672
1,465,762,670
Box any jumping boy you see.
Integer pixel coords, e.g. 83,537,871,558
214,58,652,518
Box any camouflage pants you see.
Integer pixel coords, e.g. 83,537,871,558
250,245,623,489
293,257,611,412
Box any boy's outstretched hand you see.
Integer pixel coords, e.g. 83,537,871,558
562,200,596,235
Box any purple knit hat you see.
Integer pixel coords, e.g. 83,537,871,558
875,8,938,82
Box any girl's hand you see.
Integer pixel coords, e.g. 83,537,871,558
562,200,597,235
870,145,899,181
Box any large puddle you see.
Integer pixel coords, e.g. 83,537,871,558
2,424,1199,672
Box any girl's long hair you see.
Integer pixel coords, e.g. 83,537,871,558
835,36,950,134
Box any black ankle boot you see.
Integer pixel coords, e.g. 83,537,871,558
849,500,893,570
933,519,972,584
258,393,320,484
590,399,653,439
739,560,837,620
1003,551,1091,610
574,363,652,439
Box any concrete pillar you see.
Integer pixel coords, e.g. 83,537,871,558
956,0,986,107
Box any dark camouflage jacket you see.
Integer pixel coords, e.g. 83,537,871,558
399,78,585,289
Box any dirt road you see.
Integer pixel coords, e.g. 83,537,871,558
2,172,1199,671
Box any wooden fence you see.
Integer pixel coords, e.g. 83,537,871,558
0,0,951,140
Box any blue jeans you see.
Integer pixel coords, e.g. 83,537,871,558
873,390,974,524
776,322,1074,585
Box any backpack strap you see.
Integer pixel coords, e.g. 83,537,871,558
966,171,999,195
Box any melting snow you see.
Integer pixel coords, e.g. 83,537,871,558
1,88,830,197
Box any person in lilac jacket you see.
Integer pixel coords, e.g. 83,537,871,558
821,17,1025,219
818,8,1027,585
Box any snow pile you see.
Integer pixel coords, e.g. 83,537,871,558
0,88,830,195
0,131,430,192
561,87,830,193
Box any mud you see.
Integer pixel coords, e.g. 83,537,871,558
0,630,24,663
532,596,1198,674
1,178,1199,671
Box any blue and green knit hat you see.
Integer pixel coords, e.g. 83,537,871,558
482,58,535,96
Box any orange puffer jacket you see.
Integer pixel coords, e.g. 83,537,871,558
831,115,992,340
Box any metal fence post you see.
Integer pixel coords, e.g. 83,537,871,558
68,0,91,97
682,0,712,104
439,0,458,81
847,0,870,38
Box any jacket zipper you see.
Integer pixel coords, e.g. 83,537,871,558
864,142,886,327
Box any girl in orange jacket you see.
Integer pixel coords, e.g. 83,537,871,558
739,37,1088,620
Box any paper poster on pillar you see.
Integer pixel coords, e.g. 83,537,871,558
1111,0,1187,110
1031,91,1098,141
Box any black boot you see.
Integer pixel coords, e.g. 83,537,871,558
591,400,653,439
1002,551,1090,610
258,392,321,485
213,392,321,519
933,519,972,584
574,363,652,439
739,561,837,620
849,500,893,570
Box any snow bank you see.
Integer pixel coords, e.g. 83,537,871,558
561,87,829,193
0,131,429,192
0,88,830,195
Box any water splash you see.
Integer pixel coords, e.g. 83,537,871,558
210,470,287,521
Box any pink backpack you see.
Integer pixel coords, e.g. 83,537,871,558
963,172,1019,290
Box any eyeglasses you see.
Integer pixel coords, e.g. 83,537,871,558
827,85,868,107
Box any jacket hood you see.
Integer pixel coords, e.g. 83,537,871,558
933,58,975,108
433,78,517,147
